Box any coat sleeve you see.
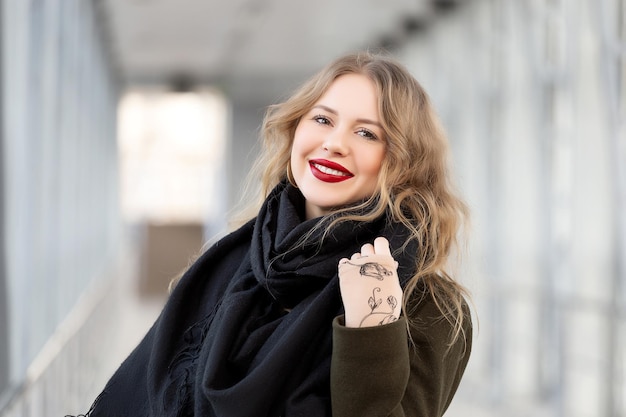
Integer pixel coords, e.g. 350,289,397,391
330,298,472,417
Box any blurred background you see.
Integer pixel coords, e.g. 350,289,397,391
0,0,625,416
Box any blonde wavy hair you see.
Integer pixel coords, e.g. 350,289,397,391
235,51,471,345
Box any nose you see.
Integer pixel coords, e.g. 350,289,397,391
322,128,349,155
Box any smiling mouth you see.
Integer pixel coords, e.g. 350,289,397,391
312,162,349,176
309,159,353,183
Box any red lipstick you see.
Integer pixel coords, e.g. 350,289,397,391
309,159,353,183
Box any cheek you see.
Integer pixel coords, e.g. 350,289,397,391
363,149,386,177
289,133,308,176
290,126,306,156
291,125,317,162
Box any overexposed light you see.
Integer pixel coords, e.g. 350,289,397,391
118,88,229,223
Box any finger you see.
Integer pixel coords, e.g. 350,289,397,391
350,252,361,260
360,243,375,256
339,257,349,265
373,237,391,255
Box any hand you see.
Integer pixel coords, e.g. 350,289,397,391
338,237,403,328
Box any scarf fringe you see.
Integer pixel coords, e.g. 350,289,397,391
164,312,216,416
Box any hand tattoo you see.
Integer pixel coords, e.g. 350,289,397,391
359,288,398,327
343,260,394,281
338,256,401,328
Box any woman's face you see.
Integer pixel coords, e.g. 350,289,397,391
290,73,386,219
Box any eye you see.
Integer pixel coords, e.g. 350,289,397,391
313,114,332,125
356,128,379,141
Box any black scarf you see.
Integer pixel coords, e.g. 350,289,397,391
85,182,416,417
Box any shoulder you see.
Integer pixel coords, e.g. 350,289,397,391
170,219,255,293
191,219,254,269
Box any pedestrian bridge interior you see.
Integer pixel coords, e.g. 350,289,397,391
0,0,625,416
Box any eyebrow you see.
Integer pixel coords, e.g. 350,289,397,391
312,105,383,129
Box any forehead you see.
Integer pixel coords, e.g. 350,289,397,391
314,74,380,118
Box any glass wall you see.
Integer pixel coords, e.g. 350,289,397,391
396,0,626,416
0,0,120,412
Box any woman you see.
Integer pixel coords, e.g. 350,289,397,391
76,52,472,417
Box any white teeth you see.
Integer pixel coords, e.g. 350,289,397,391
313,163,349,176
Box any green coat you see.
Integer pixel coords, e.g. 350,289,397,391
331,298,472,416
